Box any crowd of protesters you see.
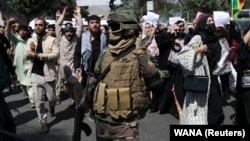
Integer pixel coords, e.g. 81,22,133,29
0,4,250,141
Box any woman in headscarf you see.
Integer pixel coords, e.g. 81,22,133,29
178,15,225,125
234,25,250,125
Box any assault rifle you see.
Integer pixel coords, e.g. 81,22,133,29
72,71,92,141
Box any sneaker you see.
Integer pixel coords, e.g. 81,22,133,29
41,122,49,134
56,98,61,105
50,107,55,117
30,103,36,109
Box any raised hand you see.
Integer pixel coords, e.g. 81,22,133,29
74,6,81,14
62,6,68,15
56,10,61,18
8,18,16,25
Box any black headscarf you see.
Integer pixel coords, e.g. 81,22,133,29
194,15,218,44
193,15,221,72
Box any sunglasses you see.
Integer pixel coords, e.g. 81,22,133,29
108,22,139,33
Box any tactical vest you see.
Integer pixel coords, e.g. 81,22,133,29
93,49,149,119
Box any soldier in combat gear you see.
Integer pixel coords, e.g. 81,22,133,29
89,7,169,141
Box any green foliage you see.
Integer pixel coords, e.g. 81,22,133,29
243,0,250,9
187,0,219,14
133,0,180,19
6,0,88,24
134,0,146,17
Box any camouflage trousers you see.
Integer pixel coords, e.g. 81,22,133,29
95,114,140,141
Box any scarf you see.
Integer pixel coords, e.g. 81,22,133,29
109,36,136,55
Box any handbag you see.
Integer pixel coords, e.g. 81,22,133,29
183,75,209,93
241,72,250,88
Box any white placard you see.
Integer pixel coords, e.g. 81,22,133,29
213,11,230,26
168,17,182,25
101,20,108,25
0,11,4,26
76,0,121,6
147,11,160,21
142,11,160,27
147,1,153,11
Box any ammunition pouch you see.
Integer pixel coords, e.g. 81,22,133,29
93,83,149,119
106,87,132,119
93,82,107,114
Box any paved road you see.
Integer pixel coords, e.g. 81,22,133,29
3,83,236,141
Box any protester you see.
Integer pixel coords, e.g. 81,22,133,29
55,6,83,107
76,14,107,121
25,18,59,133
47,24,61,105
213,25,232,103
157,23,186,119
141,21,160,112
82,25,88,33
141,22,159,58
100,24,109,39
226,21,241,94
234,25,250,125
47,24,56,37
5,18,35,108
178,15,224,125
178,15,225,125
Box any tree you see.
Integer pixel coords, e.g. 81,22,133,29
181,0,230,21
119,0,235,22
134,0,147,17
6,0,88,24
243,0,250,9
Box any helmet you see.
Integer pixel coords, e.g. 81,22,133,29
107,7,141,33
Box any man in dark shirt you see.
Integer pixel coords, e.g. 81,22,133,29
72,14,107,141
75,15,107,120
